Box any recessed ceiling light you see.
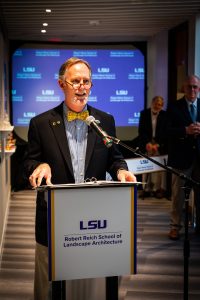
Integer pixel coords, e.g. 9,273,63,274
46,9,51,13
89,20,100,26
43,23,48,27
41,29,46,33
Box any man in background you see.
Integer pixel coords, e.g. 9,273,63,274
167,75,200,240
138,96,168,198
24,57,136,300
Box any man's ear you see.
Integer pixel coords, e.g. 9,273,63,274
58,79,65,89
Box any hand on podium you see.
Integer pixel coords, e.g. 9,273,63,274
29,163,52,188
117,169,137,182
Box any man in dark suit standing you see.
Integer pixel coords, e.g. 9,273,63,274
24,57,136,300
167,75,200,240
138,96,168,198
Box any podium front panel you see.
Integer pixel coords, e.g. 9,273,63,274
47,183,137,281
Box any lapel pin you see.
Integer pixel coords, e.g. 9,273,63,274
52,120,61,126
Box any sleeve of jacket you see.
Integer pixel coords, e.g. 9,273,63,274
23,117,46,180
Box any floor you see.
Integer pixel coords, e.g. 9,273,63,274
0,190,36,300
119,196,200,300
0,190,200,299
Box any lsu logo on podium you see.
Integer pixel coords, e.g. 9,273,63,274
80,220,107,230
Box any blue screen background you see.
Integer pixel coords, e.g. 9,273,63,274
12,47,145,127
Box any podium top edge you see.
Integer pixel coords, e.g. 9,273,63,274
35,181,143,191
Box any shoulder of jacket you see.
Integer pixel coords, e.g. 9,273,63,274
31,102,63,122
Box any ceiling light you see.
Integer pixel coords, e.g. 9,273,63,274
41,29,46,33
89,20,100,26
43,23,48,27
46,9,51,13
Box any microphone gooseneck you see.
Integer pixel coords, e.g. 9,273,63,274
85,116,113,148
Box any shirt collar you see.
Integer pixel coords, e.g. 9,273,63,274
63,102,88,115
185,98,197,109
151,110,159,116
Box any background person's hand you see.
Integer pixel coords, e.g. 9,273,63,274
186,122,200,136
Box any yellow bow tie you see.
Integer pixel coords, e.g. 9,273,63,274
67,110,89,122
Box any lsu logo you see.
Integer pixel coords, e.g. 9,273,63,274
23,112,36,117
80,220,107,230
116,90,128,95
23,67,35,72
140,159,149,164
134,67,144,73
42,90,54,95
97,68,110,73
134,112,140,117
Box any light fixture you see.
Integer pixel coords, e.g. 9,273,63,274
45,9,51,13
43,23,48,27
89,20,100,26
41,29,46,33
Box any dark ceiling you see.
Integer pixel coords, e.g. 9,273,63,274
0,0,200,43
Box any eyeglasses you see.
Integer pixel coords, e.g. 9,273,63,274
65,80,93,90
187,85,198,89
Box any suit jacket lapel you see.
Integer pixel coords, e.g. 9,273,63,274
49,104,74,177
197,98,200,122
148,109,153,136
182,98,193,122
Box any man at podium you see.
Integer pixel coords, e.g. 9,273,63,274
24,57,136,300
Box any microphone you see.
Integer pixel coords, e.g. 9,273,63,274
85,116,113,148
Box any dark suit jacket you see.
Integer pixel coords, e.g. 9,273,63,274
24,102,128,246
138,108,168,154
167,97,200,169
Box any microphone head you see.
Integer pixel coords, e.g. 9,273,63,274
85,115,95,125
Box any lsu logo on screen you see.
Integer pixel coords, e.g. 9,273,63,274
80,220,107,230
42,90,54,95
116,90,128,95
23,67,35,72
97,68,110,73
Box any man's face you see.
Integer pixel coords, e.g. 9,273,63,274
184,76,200,102
59,62,91,112
151,98,164,113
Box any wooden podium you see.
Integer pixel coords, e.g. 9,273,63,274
43,181,138,300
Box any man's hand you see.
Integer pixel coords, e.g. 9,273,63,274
117,169,137,182
29,163,52,188
186,122,200,136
